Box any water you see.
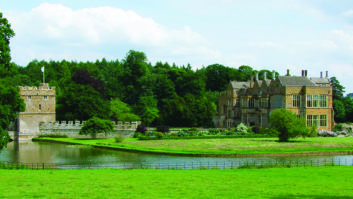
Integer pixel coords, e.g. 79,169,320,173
1,141,353,169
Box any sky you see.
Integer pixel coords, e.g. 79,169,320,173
1,0,353,93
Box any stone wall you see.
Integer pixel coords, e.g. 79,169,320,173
38,121,141,138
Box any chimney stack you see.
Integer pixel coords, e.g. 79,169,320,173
286,69,290,76
326,71,328,78
264,72,267,80
255,73,259,81
272,70,276,80
320,71,323,78
305,70,308,77
301,70,304,77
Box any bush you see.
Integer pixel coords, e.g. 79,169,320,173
146,131,157,137
334,124,344,132
133,132,142,138
38,134,68,138
308,125,318,137
225,130,235,136
209,129,220,135
156,126,170,133
250,126,260,134
259,127,278,136
318,130,337,137
169,132,178,137
136,124,147,135
177,130,187,137
156,132,164,139
114,135,124,143
236,123,248,133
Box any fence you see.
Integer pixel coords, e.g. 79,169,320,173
2,158,353,170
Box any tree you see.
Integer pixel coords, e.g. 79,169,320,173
79,117,114,139
110,98,140,122
269,109,309,142
0,85,25,149
0,12,15,70
330,77,345,100
333,100,345,123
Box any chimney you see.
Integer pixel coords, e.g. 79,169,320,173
255,73,259,81
320,71,323,78
286,69,290,76
250,76,254,87
272,70,276,80
301,70,304,77
264,72,267,80
305,70,308,77
326,71,328,78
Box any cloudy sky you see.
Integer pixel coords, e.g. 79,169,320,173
2,0,353,93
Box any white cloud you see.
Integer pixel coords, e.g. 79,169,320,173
342,9,353,17
5,3,218,65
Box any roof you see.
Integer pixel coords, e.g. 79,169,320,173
278,76,317,86
310,77,330,84
230,81,250,89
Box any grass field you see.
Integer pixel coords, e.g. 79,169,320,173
1,167,353,198
34,137,353,156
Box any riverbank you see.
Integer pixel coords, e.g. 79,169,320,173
1,167,353,198
33,137,353,156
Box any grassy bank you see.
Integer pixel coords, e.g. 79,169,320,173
34,137,353,156
1,167,353,198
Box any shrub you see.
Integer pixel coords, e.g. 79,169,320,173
156,126,170,133
318,130,337,137
334,124,344,132
38,134,68,138
269,109,309,142
146,131,157,137
209,129,220,135
133,132,142,138
177,130,187,137
156,132,164,139
114,135,124,143
79,117,114,139
236,123,248,133
136,124,147,135
308,125,318,137
169,132,178,137
187,130,197,136
225,130,235,136
250,126,260,134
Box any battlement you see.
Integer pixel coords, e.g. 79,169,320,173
19,83,55,95
40,121,141,131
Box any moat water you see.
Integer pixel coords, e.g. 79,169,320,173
1,141,353,169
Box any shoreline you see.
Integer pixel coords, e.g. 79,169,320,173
32,137,353,158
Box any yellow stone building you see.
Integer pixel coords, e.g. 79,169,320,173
214,70,334,131
17,83,56,140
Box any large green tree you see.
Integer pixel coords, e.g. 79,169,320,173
269,109,309,142
0,86,25,149
0,12,15,70
110,98,140,122
79,117,114,139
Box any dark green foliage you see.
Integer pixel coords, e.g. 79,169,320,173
333,100,345,123
269,109,309,142
156,132,164,139
37,134,68,138
250,126,260,134
136,124,147,135
79,117,114,139
0,12,15,70
114,135,124,143
334,124,344,132
156,126,169,133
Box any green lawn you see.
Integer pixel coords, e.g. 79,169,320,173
34,137,353,156
1,167,353,198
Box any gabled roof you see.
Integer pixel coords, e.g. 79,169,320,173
278,76,316,86
261,80,271,87
310,77,330,84
230,81,250,89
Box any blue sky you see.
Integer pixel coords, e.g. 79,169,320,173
2,0,353,93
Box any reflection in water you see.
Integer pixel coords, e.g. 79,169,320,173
1,141,353,169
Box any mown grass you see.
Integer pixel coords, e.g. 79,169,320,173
34,137,353,156
1,167,353,198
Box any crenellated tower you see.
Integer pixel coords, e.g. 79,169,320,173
17,83,55,140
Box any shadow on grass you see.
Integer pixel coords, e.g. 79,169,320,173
270,195,353,199
73,138,108,140
250,139,310,143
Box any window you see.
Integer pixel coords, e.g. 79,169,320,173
236,98,241,107
39,104,41,110
273,95,283,108
320,96,327,107
313,95,319,107
44,96,48,100
292,95,301,107
228,110,231,118
313,115,319,126
28,96,31,99
248,98,255,108
261,98,268,108
307,115,313,126
242,99,248,108
306,95,312,107
228,99,232,106
320,115,327,127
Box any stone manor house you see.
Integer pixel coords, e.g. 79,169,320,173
213,70,334,131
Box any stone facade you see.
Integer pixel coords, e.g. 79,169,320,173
215,70,334,131
17,83,56,140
